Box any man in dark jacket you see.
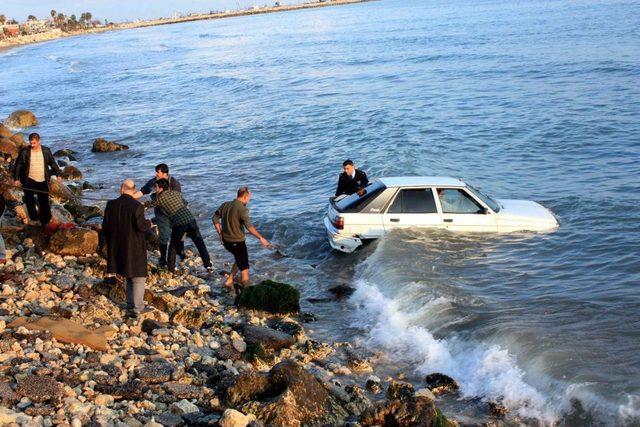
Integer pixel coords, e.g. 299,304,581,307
133,163,183,267
12,133,62,226
335,159,369,197
103,179,152,318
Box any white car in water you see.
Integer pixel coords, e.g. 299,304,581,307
324,176,559,253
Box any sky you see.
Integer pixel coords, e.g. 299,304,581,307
0,0,302,22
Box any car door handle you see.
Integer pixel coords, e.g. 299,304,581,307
443,219,453,223
390,218,400,222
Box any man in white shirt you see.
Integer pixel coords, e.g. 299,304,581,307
12,133,62,226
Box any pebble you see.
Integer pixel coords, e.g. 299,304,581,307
170,399,199,415
231,337,246,353
94,394,114,406
219,409,256,427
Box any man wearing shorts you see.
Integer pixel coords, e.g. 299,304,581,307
213,186,269,289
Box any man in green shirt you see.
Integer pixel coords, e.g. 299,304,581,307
213,186,269,290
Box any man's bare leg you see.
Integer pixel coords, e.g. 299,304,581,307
240,269,250,288
224,264,238,288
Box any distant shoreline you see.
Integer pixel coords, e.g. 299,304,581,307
0,0,373,51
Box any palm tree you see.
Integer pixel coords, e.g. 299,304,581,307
56,12,66,30
0,15,7,25
50,9,56,19
27,15,37,21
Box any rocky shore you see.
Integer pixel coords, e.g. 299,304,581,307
0,0,373,51
0,111,463,426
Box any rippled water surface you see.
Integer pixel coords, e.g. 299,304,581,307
1,0,639,424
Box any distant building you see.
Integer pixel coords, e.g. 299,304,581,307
1,24,20,37
20,19,52,35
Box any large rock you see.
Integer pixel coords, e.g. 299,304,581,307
48,178,77,202
0,138,18,159
0,124,13,139
64,202,102,221
236,280,300,314
53,148,77,158
10,133,26,148
92,138,129,153
225,371,271,406
15,376,63,402
60,165,83,180
170,307,216,329
50,204,75,224
48,227,99,256
360,381,450,427
242,325,296,350
136,362,174,384
425,373,459,395
229,359,350,426
5,110,38,127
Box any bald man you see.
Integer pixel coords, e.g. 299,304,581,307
102,179,153,318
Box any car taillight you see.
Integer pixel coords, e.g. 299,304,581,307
334,216,344,230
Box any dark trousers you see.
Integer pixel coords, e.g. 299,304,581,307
168,220,211,271
23,179,51,226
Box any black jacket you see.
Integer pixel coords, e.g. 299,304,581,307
12,146,62,186
335,169,369,196
102,194,151,278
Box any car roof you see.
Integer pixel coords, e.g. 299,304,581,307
378,176,466,188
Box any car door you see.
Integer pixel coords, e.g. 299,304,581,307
435,188,498,232
383,188,443,231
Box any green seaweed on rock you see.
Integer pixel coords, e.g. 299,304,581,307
235,280,300,314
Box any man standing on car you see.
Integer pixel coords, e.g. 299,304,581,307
213,186,269,290
134,163,183,268
335,159,369,197
103,179,153,319
12,133,62,226
149,178,213,274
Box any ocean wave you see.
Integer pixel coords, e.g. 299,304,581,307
351,276,556,423
347,234,636,425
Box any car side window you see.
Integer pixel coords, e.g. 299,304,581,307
437,189,483,214
387,189,438,214
360,188,397,213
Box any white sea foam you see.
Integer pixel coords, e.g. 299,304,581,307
351,279,557,423
619,395,640,423
349,239,560,424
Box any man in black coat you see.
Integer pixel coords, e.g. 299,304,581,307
335,159,369,197
12,133,62,226
102,179,152,318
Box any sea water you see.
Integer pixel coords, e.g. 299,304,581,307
1,0,639,424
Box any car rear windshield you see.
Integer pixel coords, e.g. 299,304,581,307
333,181,385,212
